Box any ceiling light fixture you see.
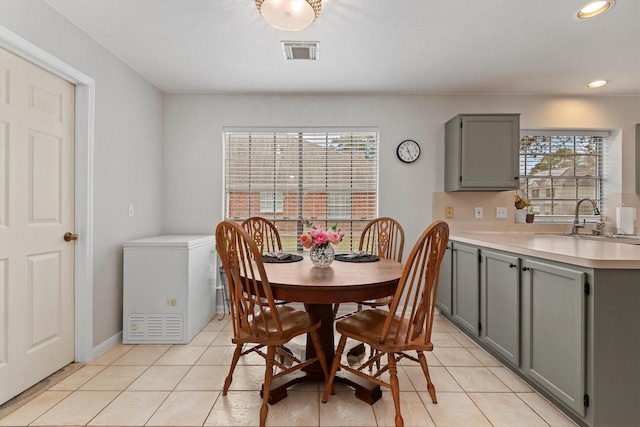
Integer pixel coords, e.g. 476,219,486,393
255,0,322,31
586,80,609,88
576,1,615,19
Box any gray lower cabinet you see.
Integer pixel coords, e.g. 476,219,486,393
435,242,452,315
442,239,640,427
521,258,587,417
451,242,479,335
480,250,520,367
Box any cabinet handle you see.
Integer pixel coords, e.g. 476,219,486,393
509,263,516,268
522,266,530,271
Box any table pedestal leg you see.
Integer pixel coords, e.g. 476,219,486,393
265,303,382,405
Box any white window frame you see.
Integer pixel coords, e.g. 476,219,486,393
519,130,608,223
259,191,283,213
223,127,379,251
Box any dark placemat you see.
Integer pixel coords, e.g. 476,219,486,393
335,254,380,263
262,254,303,263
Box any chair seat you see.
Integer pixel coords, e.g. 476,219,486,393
359,295,393,307
336,309,433,353
234,305,320,345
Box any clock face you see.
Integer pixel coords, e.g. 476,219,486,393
397,139,420,163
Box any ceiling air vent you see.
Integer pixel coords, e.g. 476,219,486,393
282,41,319,60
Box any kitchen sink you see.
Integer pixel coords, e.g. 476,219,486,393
540,233,640,245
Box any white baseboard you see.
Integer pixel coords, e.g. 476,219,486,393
89,331,123,362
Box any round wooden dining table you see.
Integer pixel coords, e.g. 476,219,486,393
260,255,404,405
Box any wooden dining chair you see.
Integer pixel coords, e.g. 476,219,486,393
333,217,404,318
322,220,449,427
216,220,329,427
241,216,282,254
241,216,289,306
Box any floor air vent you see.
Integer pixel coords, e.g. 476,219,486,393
282,41,319,60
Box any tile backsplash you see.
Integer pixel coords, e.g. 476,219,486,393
432,191,640,234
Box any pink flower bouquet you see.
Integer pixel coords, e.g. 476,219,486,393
300,220,344,249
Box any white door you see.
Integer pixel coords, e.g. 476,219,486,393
0,47,76,404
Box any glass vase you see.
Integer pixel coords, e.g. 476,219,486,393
309,243,335,268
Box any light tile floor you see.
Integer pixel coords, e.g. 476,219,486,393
0,311,577,426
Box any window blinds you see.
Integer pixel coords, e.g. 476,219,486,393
519,135,603,217
224,130,378,251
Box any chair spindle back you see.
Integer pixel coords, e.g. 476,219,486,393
383,220,449,346
359,217,405,262
242,217,282,254
216,220,283,340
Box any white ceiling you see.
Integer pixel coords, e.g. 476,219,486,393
44,0,640,96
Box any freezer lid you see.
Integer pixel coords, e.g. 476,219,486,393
123,235,215,249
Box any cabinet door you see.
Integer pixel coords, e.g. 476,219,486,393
460,115,519,190
436,243,452,315
481,250,520,366
452,243,480,335
522,259,586,416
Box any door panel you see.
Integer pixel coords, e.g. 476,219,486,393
481,250,520,366
0,46,75,405
524,259,586,416
29,131,62,223
452,243,480,335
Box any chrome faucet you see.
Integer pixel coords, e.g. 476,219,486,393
572,198,601,235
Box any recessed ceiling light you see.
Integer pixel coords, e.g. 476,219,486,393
586,80,608,88
576,1,615,19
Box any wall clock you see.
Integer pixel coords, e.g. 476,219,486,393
396,139,420,163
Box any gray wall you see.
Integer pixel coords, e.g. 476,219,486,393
163,93,639,252
0,0,165,348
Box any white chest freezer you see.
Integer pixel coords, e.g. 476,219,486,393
123,235,216,344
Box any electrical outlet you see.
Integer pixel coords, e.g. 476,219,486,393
474,207,483,219
445,206,454,219
496,207,508,219
166,297,177,307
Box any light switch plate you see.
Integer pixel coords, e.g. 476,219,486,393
474,207,483,219
445,207,454,219
128,204,135,218
496,207,508,219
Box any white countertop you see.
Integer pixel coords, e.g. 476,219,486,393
450,232,640,269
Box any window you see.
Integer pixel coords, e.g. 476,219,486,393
519,134,603,219
260,191,283,213
224,129,378,251
328,193,352,218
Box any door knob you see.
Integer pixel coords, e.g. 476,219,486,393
64,232,79,242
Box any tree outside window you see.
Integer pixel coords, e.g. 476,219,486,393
519,135,603,218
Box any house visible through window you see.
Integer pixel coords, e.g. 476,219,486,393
519,134,603,219
260,191,283,213
224,129,378,251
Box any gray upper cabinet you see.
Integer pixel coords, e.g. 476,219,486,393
445,114,520,191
